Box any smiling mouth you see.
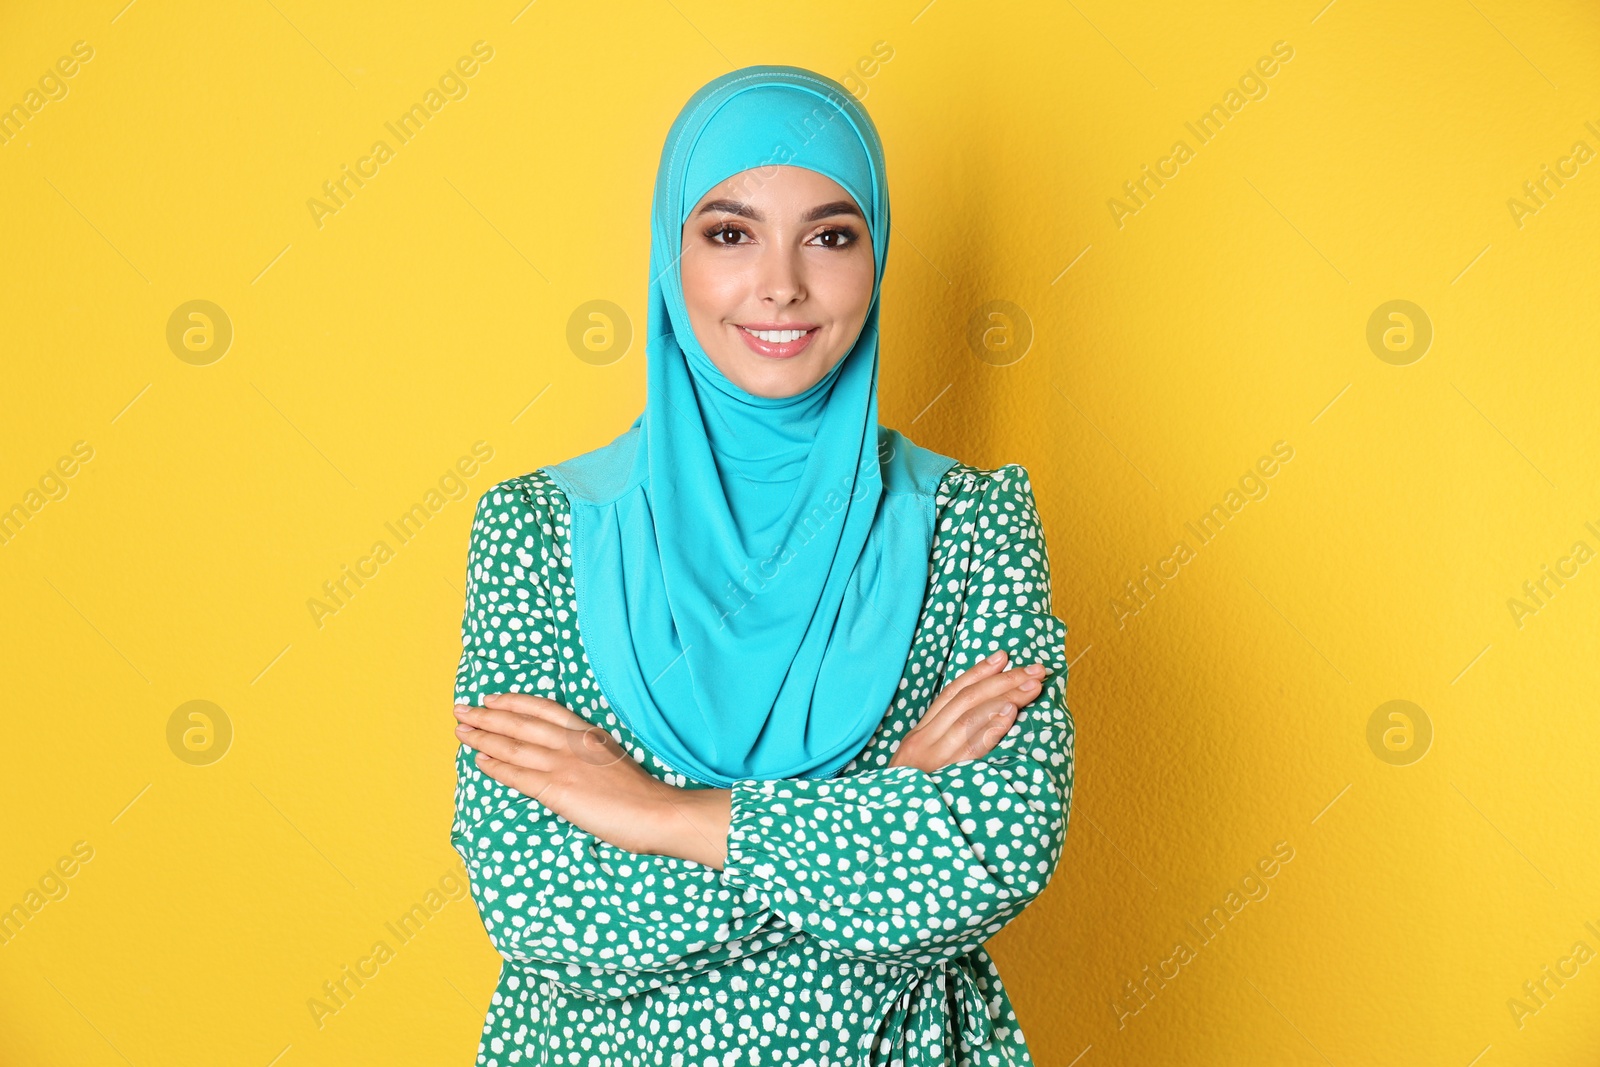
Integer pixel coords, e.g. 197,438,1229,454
737,325,819,360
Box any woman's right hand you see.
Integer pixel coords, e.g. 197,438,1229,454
888,650,1049,774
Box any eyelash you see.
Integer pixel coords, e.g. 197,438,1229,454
702,223,858,250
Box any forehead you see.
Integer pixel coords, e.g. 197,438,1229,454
685,165,861,217
675,84,875,226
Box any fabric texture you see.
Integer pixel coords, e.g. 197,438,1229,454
452,461,1075,1064
539,65,958,787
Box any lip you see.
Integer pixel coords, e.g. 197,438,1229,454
736,324,820,360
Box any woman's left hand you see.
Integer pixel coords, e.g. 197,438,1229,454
454,693,677,856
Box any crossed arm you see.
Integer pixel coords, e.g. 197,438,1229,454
450,466,1074,999
454,644,1049,870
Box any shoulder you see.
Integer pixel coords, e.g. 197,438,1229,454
932,461,1050,565
471,468,571,522
465,469,573,566
934,460,1043,521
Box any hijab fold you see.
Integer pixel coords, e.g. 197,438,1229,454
542,66,956,787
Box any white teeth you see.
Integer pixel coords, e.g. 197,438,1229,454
745,328,807,343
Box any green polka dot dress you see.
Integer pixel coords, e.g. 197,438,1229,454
451,457,1075,1065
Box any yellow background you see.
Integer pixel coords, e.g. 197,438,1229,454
2,0,1597,1063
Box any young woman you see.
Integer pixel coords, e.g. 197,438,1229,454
450,65,1074,1065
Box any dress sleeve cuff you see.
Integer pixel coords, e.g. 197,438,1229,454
719,777,780,888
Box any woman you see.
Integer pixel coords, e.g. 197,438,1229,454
450,65,1074,1065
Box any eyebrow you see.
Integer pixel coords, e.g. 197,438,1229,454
694,198,863,223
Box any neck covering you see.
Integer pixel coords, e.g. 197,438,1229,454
541,65,956,787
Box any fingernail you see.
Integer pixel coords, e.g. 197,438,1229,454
1001,703,1017,715
453,705,469,717
455,724,472,735
1024,665,1045,677
987,651,1006,665
1019,679,1039,692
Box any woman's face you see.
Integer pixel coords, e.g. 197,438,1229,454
679,166,875,399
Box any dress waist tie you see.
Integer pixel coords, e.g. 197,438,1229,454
864,954,994,1066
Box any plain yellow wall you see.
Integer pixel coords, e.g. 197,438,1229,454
2,1,1597,1064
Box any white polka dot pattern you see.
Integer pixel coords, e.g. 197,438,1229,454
451,462,1075,1065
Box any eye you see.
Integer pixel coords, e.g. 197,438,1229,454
810,226,858,250
704,223,750,246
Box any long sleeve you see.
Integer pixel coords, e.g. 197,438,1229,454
450,479,796,1002
717,464,1075,968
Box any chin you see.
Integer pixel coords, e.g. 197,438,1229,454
704,346,818,398
737,361,827,399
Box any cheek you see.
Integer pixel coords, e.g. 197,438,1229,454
680,253,742,324
818,258,875,324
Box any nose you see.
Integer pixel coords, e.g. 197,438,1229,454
756,243,805,306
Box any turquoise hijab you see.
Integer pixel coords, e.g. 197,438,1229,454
542,65,956,788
